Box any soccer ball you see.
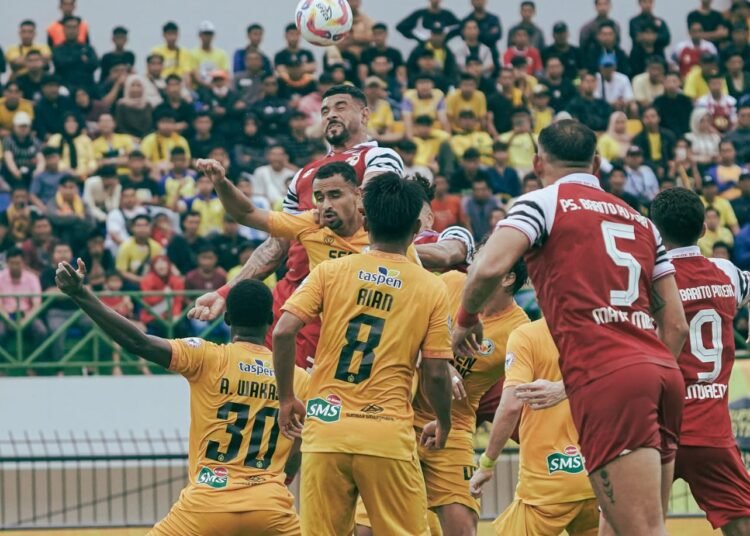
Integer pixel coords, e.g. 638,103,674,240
295,0,353,47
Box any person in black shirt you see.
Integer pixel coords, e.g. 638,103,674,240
459,0,502,51
366,53,404,101
540,55,578,112
99,26,135,84
565,72,612,132
197,70,245,143
33,75,75,140
167,211,208,274
629,0,671,50
406,21,459,89
279,56,319,100
153,74,195,135
584,21,631,77
274,23,316,75
487,68,515,136
251,75,290,140
722,22,750,66
16,50,46,102
407,49,449,94
279,111,317,168
606,166,642,213
725,51,750,101
397,0,460,43
731,172,750,227
51,16,98,92
653,72,693,137
630,21,667,76
210,215,250,271
359,23,405,84
688,0,730,46
188,112,224,160
449,147,490,193
121,151,162,205
542,23,581,81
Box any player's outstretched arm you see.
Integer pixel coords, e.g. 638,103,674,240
272,312,306,440
196,158,271,232
651,274,689,359
419,358,452,450
55,259,172,368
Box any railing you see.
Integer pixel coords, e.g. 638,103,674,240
0,291,226,374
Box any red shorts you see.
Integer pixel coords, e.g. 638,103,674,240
675,445,750,529
265,276,320,370
476,377,520,444
567,363,684,474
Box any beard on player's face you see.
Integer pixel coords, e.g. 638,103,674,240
325,121,351,146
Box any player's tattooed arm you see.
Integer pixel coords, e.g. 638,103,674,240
229,237,290,284
598,468,616,504
651,274,689,359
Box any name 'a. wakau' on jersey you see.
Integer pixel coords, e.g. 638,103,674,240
498,173,677,390
668,246,750,448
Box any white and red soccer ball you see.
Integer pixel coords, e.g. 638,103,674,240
295,0,353,47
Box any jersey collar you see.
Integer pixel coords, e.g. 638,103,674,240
557,173,603,191
667,245,702,259
328,140,378,156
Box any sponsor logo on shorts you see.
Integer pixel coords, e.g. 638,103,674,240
238,359,275,377
197,466,228,488
360,404,384,414
478,338,495,356
357,267,403,289
505,352,515,371
546,445,585,475
306,395,342,423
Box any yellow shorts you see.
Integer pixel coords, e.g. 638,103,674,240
493,498,599,536
301,451,428,536
354,495,443,535
416,428,480,515
147,499,300,536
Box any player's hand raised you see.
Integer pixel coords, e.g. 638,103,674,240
451,321,484,357
469,467,493,498
515,379,567,410
187,291,226,321
195,158,226,185
279,398,306,440
55,258,87,297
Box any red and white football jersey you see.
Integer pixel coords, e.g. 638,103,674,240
498,173,677,391
281,141,404,283
669,246,750,448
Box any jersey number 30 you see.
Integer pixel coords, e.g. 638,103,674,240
205,403,280,469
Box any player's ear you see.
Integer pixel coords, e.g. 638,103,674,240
223,312,231,327
591,154,601,176
361,104,370,126
700,222,707,239
532,153,543,178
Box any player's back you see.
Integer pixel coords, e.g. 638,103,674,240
670,248,747,447
168,337,308,512
500,173,677,389
282,250,451,461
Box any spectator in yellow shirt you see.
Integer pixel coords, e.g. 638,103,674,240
684,53,727,100
445,73,487,132
115,214,165,286
698,206,735,256
191,21,230,90
401,74,450,138
498,108,538,175
47,113,97,180
151,22,193,85
92,113,135,175
178,173,224,237
412,115,451,173
700,178,740,234
364,77,401,143
597,111,632,162
6,20,51,77
140,111,191,175
0,81,34,136
529,85,554,135
450,110,493,165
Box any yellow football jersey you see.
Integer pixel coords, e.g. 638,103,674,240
282,250,452,461
504,320,595,506
413,270,530,438
168,338,310,512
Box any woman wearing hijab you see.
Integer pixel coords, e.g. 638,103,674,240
232,114,268,174
74,87,111,134
685,107,721,167
47,113,97,179
115,75,154,139
597,111,632,162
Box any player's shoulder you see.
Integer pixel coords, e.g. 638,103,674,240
363,145,404,173
510,318,550,342
175,337,221,353
439,269,467,290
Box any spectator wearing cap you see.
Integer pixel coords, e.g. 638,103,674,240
584,20,631,77
274,23,316,76
503,26,542,76
30,146,65,210
701,176,740,233
396,0,460,43
402,74,450,139
235,50,268,107
529,85,554,134
251,75,292,139
731,172,750,227
632,56,665,106
629,0,671,50
684,52,727,100
46,174,94,251
140,111,191,174
450,110,493,165
397,139,433,182
695,73,737,133
51,16,98,92
16,51,47,102
653,72,693,136
623,145,659,206
706,139,748,200
82,164,122,224
278,56,317,100
630,20,667,76
579,0,621,53
364,77,400,144
633,106,676,179
114,75,154,138
497,108,537,175
7,20,51,78
197,70,246,142
595,53,634,111
192,21,230,90
153,75,195,135
688,0,731,46
3,111,44,189
450,19,494,78
724,51,750,101
359,23,406,85
406,21,459,87
0,81,34,137
539,57,577,112
673,21,719,78
507,1,545,51
699,206,735,256
100,26,135,83
412,115,452,176
233,24,272,76
541,23,582,81
458,0,502,54
446,73,487,133
722,22,750,66
728,102,750,150
566,72,612,132
47,0,89,47
151,22,193,84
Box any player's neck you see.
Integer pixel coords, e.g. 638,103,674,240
663,240,696,252
331,133,368,153
231,329,267,346
368,238,409,256
336,215,363,238
482,293,514,317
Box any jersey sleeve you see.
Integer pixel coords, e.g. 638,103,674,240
293,366,312,400
438,226,476,265
364,147,405,178
503,329,535,388
267,210,317,241
651,225,676,281
497,187,557,248
281,263,326,324
710,258,750,307
420,281,453,360
168,338,215,383
282,169,304,214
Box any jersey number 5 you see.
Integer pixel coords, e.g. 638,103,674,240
601,222,641,307
689,309,723,383
335,314,385,384
205,403,281,469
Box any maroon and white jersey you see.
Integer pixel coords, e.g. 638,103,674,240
669,246,750,448
498,173,677,391
281,141,404,283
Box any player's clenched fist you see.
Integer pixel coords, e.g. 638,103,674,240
468,467,493,498
195,158,226,185
279,398,306,439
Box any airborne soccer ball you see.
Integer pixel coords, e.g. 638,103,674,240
295,0,353,47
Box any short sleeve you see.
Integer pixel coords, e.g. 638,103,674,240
401,97,414,113
281,263,326,324
293,366,312,400
497,186,557,248
364,147,405,178
168,337,214,383
710,258,750,307
282,169,303,214
420,282,453,360
436,97,446,112
267,210,317,241
651,225,675,281
504,329,535,387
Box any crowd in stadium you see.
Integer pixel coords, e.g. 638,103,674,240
2,0,750,371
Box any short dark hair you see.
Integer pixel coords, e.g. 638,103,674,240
20,20,35,28
180,210,201,229
316,161,357,185
521,1,536,8
509,258,528,295
53,241,72,252
538,120,597,166
170,146,187,157
197,244,217,257
493,141,510,152
226,279,273,328
463,147,481,161
285,23,297,33
650,187,705,247
165,74,182,84
373,22,387,32
414,114,434,126
6,246,23,260
147,53,165,64
459,72,477,84
399,139,417,153
598,20,616,32
713,241,733,254
163,21,178,33
362,173,423,242
155,109,177,122
42,146,61,157
413,173,435,203
131,214,152,225
321,84,367,107
705,206,720,217
129,149,146,159
247,23,263,33
98,165,118,178
458,109,477,119
62,15,81,25
59,174,77,186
